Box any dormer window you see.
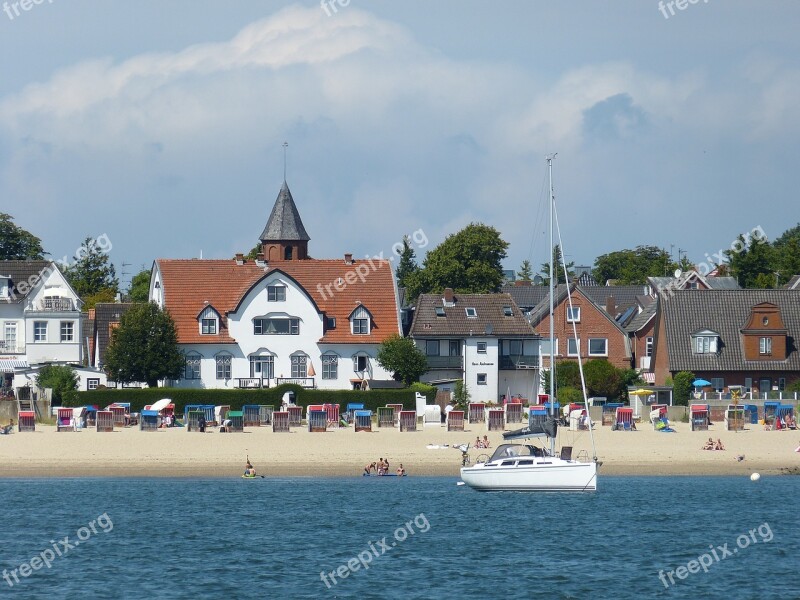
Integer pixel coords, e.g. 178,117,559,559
198,306,220,335
759,337,772,355
692,330,719,354
503,306,513,317
327,316,336,329
267,285,286,302
350,305,372,335
465,307,477,318
435,307,446,317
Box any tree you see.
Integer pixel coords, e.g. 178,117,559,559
518,260,534,282
404,223,508,301
244,243,262,260
542,360,582,394
672,371,695,406
376,334,428,385
593,245,677,285
35,365,78,406
128,269,151,303
82,288,117,311
65,236,119,298
583,359,622,399
103,303,184,387
724,232,774,288
540,245,575,285
394,236,419,290
775,237,800,285
453,379,470,409
0,213,45,260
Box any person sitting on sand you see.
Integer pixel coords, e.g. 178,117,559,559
1,419,13,435
714,438,725,451
482,435,490,449
474,436,483,449
396,463,406,476
703,438,714,450
786,414,797,429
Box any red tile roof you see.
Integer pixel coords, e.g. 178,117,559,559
156,258,400,345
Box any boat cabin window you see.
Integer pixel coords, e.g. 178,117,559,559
490,444,542,462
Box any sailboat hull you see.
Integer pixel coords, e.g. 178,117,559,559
460,459,597,492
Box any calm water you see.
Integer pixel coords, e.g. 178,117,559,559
0,476,796,599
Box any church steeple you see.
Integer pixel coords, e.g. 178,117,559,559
259,181,310,261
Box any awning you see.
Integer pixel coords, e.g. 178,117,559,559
642,372,655,384
0,360,29,373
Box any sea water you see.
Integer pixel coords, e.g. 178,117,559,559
0,476,796,599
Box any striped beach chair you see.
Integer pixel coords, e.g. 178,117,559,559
487,408,504,432
468,403,485,424
377,406,395,428
615,407,634,431
18,410,35,432
96,410,114,432
56,408,75,432
354,410,372,432
446,410,464,432
272,411,290,432
308,410,327,432
399,410,417,432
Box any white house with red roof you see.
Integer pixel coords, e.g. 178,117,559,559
149,182,401,390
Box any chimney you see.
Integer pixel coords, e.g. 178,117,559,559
235,253,244,266
443,288,455,305
605,295,616,316
255,253,266,268
344,253,353,265
514,280,532,287
88,308,96,320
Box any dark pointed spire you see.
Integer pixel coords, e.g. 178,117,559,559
259,182,310,242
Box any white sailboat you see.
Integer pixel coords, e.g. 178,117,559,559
460,155,599,492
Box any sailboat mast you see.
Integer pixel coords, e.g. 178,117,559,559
547,154,557,457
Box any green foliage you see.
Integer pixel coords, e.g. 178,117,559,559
785,379,800,394
128,269,151,302
61,387,426,414
376,334,428,385
542,360,581,395
103,303,184,387
619,368,645,402
557,386,584,405
593,245,676,285
395,236,419,291
82,288,117,311
518,260,533,282
0,213,45,260
35,365,78,406
672,371,695,406
404,223,508,301
583,359,622,399
244,243,262,260
453,380,470,410
408,382,436,397
541,245,574,285
64,236,119,298
723,232,774,289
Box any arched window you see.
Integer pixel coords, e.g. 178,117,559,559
185,352,202,380
249,350,274,379
321,353,338,380
215,352,232,380
291,353,307,378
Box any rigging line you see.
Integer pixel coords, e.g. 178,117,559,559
527,166,550,262
553,200,598,462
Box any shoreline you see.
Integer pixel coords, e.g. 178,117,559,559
1,422,798,479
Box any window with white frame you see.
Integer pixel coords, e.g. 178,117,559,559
254,317,299,335
60,321,74,342
351,305,372,335
34,321,47,342
353,354,369,372
477,373,487,385
566,306,581,323
291,355,308,378
477,341,487,354
693,335,718,354
567,338,580,356
249,354,274,379
759,337,772,355
3,322,17,351
322,354,338,380
588,338,607,356
215,353,232,380
201,319,217,335
87,378,100,390
646,336,654,357
184,353,201,379
267,285,286,302
710,377,724,391
465,307,478,318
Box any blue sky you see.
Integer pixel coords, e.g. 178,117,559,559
1,1,798,288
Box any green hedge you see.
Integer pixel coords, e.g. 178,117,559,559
62,384,435,415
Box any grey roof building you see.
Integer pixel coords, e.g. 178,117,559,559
0,260,53,302
259,182,310,242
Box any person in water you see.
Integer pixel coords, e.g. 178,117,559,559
396,463,406,476
244,457,256,477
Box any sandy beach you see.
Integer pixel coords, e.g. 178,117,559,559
1,420,799,478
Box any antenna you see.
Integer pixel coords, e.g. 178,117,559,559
282,141,288,181
121,262,132,291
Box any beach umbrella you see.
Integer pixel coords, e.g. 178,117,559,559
693,379,711,387
150,398,172,412
629,389,653,396
307,362,316,377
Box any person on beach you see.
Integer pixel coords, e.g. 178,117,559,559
474,436,483,449
714,439,725,451
364,462,377,475
396,464,405,476
703,438,714,450
198,414,206,433
244,460,256,477
482,435,490,449
377,458,385,475
1,418,13,434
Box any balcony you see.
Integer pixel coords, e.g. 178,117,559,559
499,355,539,370
275,377,315,388
639,357,651,370
237,378,270,389
27,298,76,312
426,356,463,369
0,341,24,354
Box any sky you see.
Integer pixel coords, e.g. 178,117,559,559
1,1,799,289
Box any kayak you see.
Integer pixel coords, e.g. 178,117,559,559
362,473,406,477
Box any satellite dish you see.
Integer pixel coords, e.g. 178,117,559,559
533,275,544,285
674,269,682,279
485,324,494,335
